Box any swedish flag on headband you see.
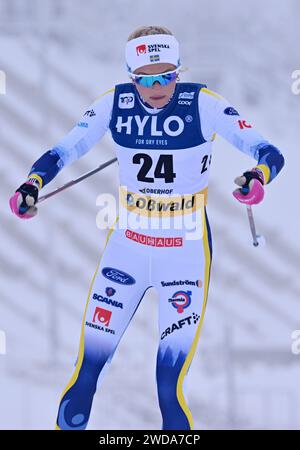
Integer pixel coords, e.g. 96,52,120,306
150,54,160,62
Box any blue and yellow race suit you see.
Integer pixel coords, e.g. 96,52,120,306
28,81,284,430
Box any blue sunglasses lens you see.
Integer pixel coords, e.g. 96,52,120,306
135,71,177,88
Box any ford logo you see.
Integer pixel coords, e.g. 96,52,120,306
101,267,136,285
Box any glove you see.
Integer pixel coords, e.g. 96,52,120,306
232,168,264,205
9,180,40,219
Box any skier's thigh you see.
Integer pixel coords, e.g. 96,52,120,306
84,229,150,351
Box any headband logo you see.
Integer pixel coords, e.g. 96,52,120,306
136,43,171,56
136,44,147,55
148,43,170,52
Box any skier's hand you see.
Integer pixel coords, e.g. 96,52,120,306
9,181,40,219
232,168,264,205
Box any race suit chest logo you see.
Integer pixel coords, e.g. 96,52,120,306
161,312,200,340
102,267,136,285
120,186,207,217
168,290,192,313
178,91,195,106
115,114,184,137
179,92,195,100
118,93,135,109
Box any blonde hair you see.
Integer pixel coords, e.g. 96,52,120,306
127,25,173,41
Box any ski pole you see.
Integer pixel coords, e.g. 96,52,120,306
37,157,118,204
246,205,265,247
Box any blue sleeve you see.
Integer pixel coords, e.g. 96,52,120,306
28,148,64,187
254,143,285,184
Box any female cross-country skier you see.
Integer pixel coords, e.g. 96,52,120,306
9,25,284,430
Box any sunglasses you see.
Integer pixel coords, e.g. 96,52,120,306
129,67,181,88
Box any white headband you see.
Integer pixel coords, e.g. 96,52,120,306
125,34,181,73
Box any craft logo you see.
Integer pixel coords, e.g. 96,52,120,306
168,290,192,313
161,312,200,340
92,307,112,326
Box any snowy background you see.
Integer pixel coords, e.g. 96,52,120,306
0,0,299,430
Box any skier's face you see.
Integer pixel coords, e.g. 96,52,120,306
132,63,178,108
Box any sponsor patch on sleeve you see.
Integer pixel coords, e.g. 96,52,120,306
224,107,239,116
